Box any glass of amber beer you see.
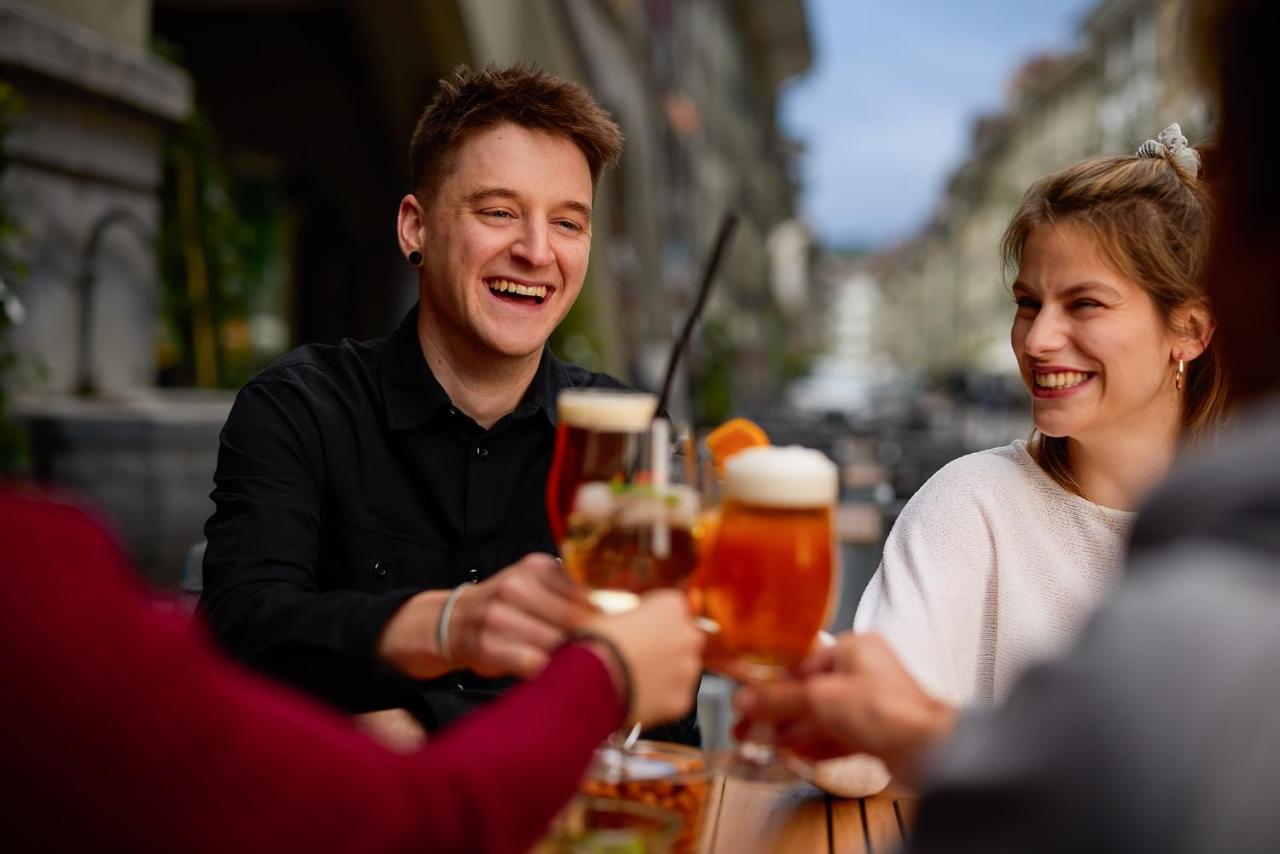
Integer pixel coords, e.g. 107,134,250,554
694,445,839,779
546,389,703,614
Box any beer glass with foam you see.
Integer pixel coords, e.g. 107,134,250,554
695,445,839,778
546,389,703,614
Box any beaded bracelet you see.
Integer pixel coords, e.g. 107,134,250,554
570,629,635,722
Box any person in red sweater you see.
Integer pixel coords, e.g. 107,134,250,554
0,489,703,853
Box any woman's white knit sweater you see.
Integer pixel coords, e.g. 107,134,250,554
854,440,1134,705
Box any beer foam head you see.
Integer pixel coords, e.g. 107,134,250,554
557,389,657,431
723,446,838,508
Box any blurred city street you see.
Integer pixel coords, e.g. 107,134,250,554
1,0,1197,605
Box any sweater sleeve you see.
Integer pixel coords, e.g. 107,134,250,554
854,458,1000,705
0,492,622,854
908,546,1280,854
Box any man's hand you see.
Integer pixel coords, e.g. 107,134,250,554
352,708,428,754
377,553,596,680
734,632,957,785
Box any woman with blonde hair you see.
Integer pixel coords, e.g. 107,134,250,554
853,125,1227,707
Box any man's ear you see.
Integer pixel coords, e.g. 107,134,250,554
397,194,427,258
1172,297,1215,362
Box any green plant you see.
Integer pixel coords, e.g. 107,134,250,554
154,43,289,389
690,314,735,427
549,265,608,372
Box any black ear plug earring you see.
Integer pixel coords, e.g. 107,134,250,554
408,250,423,266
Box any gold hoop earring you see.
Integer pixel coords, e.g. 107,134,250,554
1175,358,1186,392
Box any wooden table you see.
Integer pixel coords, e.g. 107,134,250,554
698,777,918,853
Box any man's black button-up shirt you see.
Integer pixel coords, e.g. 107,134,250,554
201,306,698,743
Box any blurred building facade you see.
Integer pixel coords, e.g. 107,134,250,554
0,0,810,582
787,252,888,417
464,0,812,416
1,0,190,396
855,0,1205,388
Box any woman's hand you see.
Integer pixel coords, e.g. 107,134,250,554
377,553,597,680
579,590,705,726
735,631,957,784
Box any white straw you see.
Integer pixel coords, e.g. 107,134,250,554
651,418,670,559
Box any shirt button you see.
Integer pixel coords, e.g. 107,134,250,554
447,407,457,416
467,567,480,583
373,561,387,577
474,446,488,459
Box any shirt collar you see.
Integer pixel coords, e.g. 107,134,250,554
381,303,572,430
512,347,573,426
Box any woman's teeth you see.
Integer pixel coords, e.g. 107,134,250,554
1034,370,1090,389
488,279,547,300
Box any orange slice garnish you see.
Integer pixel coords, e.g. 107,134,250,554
704,417,769,474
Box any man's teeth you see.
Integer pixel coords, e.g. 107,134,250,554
1035,371,1090,389
488,280,547,299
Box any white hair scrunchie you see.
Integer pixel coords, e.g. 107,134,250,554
1136,123,1201,178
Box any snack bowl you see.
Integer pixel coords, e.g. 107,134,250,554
536,795,680,853
579,740,711,854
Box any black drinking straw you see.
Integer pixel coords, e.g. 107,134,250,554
654,212,740,418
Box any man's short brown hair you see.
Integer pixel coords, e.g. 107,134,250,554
409,63,623,202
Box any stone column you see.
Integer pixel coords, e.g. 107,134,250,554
0,0,190,396
1,1,217,587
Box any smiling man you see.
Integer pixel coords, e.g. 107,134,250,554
200,65,699,745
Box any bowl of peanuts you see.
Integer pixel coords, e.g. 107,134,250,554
578,740,711,854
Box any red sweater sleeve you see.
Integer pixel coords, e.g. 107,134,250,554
0,491,623,853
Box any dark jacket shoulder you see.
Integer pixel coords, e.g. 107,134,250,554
246,336,384,389
558,361,633,392
1130,398,1280,563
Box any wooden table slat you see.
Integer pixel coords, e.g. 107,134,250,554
829,796,869,854
697,774,726,854
894,796,918,844
706,779,829,854
701,775,919,853
863,795,903,852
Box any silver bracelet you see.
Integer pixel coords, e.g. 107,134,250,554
436,583,469,669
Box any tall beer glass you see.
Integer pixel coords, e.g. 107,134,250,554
547,389,704,769
546,389,702,613
695,445,839,778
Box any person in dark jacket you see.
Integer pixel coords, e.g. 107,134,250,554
200,64,699,743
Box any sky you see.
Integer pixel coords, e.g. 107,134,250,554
778,0,1098,250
